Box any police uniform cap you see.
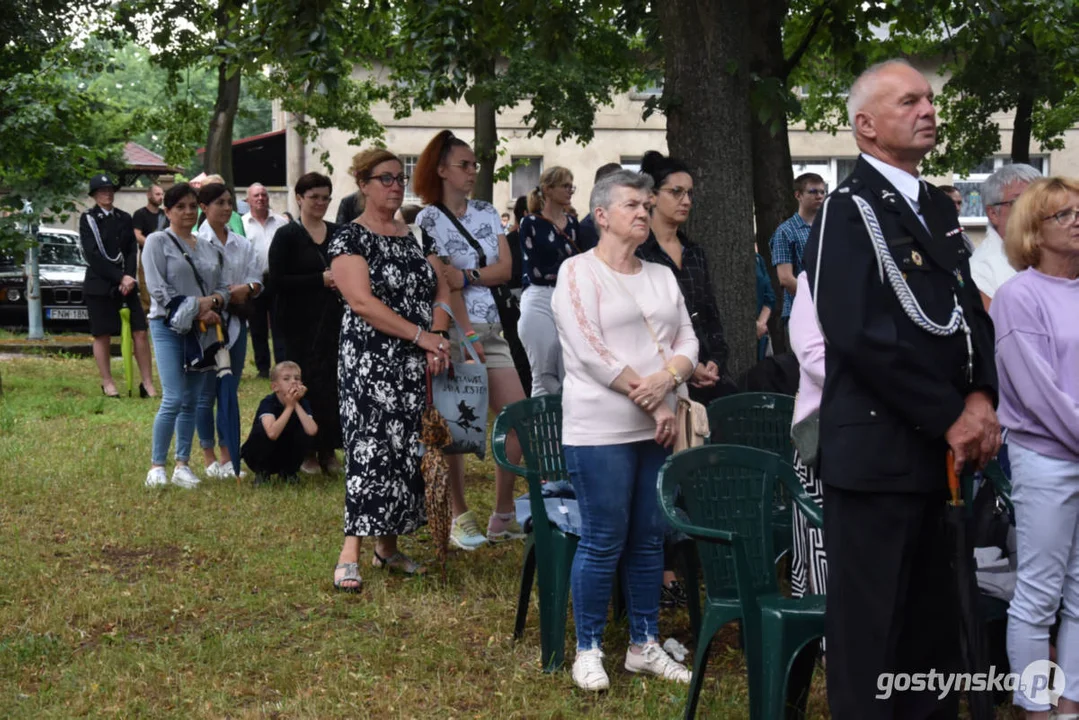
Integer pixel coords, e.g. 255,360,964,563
88,175,118,196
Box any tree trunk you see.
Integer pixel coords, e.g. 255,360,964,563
1011,89,1034,164
204,61,242,187
748,0,797,353
473,96,497,203
659,0,758,379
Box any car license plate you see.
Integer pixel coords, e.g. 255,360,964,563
46,307,88,320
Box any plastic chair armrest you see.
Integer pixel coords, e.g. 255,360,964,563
776,461,823,528
491,411,527,477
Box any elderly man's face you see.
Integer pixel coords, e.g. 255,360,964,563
858,64,937,161
248,185,269,211
986,180,1030,235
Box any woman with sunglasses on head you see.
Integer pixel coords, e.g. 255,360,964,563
268,172,342,474
414,130,527,552
328,148,452,590
992,177,1079,719
518,166,581,397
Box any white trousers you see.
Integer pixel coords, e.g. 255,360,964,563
1006,441,1079,710
518,285,563,397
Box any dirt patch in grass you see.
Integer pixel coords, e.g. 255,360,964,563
97,544,183,582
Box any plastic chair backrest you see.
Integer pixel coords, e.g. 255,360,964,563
491,395,570,543
706,393,796,465
658,444,787,601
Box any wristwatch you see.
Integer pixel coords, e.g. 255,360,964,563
467,269,482,285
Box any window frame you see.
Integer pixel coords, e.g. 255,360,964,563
952,157,1047,226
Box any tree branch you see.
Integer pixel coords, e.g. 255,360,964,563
782,3,830,80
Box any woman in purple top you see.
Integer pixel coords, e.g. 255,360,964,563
992,176,1079,718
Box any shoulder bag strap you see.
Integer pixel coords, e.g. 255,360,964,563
433,300,482,364
164,230,211,297
435,203,488,268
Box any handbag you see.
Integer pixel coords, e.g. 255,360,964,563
428,301,490,458
790,407,820,467
597,257,710,452
164,230,227,370
432,204,532,393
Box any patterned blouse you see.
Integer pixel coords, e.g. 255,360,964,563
519,212,581,288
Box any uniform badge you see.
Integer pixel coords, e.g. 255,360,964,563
911,250,923,266
954,268,965,288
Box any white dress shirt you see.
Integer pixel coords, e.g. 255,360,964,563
861,153,929,230
969,224,1016,299
241,211,288,276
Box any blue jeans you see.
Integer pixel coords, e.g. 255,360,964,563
565,440,670,650
196,323,247,449
150,318,210,466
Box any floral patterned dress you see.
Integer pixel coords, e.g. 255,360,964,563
327,223,437,537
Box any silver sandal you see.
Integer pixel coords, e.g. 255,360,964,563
333,562,362,593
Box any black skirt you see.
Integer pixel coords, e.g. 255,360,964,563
86,291,148,337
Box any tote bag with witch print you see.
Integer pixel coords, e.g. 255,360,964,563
429,302,489,458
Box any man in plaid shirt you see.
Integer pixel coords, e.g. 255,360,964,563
769,172,827,335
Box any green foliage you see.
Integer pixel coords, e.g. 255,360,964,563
0,41,131,251
388,0,656,144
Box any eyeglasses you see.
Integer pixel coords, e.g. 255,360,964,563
1043,207,1079,226
660,186,694,201
988,199,1016,209
558,183,576,193
449,161,480,172
368,173,410,187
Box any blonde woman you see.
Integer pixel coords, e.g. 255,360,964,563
518,166,580,396
993,176,1079,718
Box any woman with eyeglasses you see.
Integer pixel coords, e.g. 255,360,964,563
638,151,733,406
413,130,527,552
328,148,453,590
518,166,581,397
992,177,1079,718
268,171,342,474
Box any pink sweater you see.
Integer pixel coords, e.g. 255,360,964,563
552,251,699,446
789,272,826,426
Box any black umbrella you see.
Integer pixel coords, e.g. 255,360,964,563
946,451,995,719
213,324,242,478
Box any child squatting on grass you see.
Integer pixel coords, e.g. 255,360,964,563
240,361,319,484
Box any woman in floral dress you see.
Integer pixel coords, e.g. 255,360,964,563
328,148,452,592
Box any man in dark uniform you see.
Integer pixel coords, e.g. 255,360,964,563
803,60,1001,718
79,174,155,397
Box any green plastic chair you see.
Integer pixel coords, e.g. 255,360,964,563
491,395,575,672
658,444,825,720
706,393,797,561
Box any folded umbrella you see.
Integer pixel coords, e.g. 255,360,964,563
947,451,996,719
119,306,134,397
212,324,242,479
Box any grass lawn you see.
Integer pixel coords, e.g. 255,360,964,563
0,351,829,718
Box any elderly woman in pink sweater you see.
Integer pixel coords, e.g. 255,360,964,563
992,177,1079,718
552,169,698,692
788,271,827,599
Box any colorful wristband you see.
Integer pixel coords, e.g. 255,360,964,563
465,331,480,343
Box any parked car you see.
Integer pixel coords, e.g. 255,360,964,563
0,227,90,329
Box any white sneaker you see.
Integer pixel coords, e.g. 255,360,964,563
450,511,489,551
572,649,610,691
145,467,168,488
624,642,691,684
171,465,201,489
207,461,245,479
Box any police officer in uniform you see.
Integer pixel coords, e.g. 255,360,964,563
79,174,156,398
804,60,1001,718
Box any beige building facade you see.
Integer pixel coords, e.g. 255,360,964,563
273,62,1079,243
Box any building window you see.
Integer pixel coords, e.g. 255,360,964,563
511,156,543,199
401,155,420,205
620,156,642,173
629,84,663,101
952,156,1048,225
788,158,861,192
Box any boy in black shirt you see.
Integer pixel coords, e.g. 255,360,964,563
241,361,318,483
